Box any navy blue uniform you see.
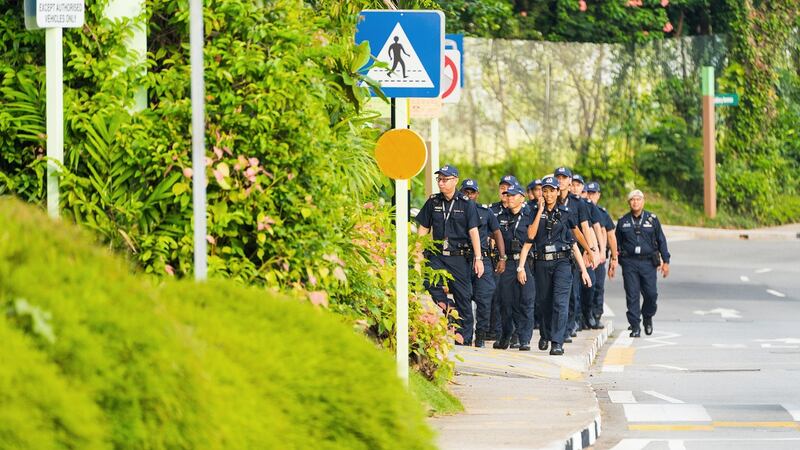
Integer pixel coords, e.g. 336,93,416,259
497,206,536,346
559,193,588,335
489,201,506,339
580,199,603,327
592,205,615,321
616,211,670,331
531,204,576,345
416,192,480,343
472,204,500,340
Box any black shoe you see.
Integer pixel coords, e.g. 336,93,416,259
538,338,549,351
644,317,653,335
564,336,573,344
630,329,641,338
586,315,598,329
455,340,472,346
510,335,520,349
493,339,510,349
570,330,578,338
549,343,564,355
627,325,632,331
519,344,531,351
592,322,604,330
475,337,485,348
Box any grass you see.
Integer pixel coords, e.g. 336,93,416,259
410,371,464,417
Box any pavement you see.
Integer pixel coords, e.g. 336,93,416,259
663,223,800,242
429,318,613,450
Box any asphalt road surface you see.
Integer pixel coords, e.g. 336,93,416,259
591,238,800,450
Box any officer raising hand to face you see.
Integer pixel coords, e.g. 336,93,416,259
416,165,485,345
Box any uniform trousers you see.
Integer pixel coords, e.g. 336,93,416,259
470,256,496,338
620,257,658,331
592,262,607,319
534,258,572,345
498,259,535,345
425,254,475,343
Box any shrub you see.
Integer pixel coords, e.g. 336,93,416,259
0,197,435,449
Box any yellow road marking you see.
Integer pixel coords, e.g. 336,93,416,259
605,347,636,365
560,366,583,381
713,421,800,429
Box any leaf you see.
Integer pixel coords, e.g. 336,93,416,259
351,41,371,72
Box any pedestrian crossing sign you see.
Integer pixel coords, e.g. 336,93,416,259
355,10,444,98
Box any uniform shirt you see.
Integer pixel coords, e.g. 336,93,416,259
532,205,575,253
615,210,670,263
489,201,505,218
558,193,589,230
477,204,501,250
497,206,535,256
597,205,615,231
416,192,480,248
583,198,602,226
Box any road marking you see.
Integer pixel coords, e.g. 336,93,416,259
693,308,742,319
628,424,713,431
604,304,616,317
755,268,773,274
639,331,681,350
624,404,711,422
602,364,625,373
740,275,750,282
712,343,747,349
668,440,687,450
651,364,688,371
609,390,637,404
782,404,800,421
602,333,635,373
713,421,799,428
756,338,800,349
643,391,685,404
766,289,787,298
627,422,800,431
614,438,800,449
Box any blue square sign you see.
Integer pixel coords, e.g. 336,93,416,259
355,10,445,98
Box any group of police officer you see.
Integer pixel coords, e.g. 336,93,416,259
415,164,670,355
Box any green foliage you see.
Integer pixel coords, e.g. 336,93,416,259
0,0,455,380
409,371,464,417
0,196,436,449
636,114,702,202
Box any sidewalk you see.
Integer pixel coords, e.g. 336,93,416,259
429,321,613,450
663,223,800,242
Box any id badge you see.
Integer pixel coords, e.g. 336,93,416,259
545,245,556,253
634,246,641,255
443,239,449,250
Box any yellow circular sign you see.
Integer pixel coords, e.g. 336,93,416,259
374,129,428,180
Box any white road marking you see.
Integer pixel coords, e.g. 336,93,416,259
693,308,742,319
602,364,625,373
782,404,800,421
712,343,747,349
614,439,800,450
740,275,750,282
651,364,688,371
668,440,687,450
609,390,637,404
755,267,773,274
604,303,616,317
643,390,685,404
638,331,681,350
623,404,711,422
611,439,651,450
756,338,800,344
766,289,787,298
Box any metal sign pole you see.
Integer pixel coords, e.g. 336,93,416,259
394,97,409,384
45,27,63,219
190,0,207,280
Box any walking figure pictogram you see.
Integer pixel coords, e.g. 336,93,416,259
387,36,410,78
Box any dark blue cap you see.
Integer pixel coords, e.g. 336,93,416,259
541,176,559,189
460,179,479,192
499,174,518,186
527,179,542,190
572,174,585,185
554,167,572,178
586,182,600,193
503,184,526,197
435,164,459,178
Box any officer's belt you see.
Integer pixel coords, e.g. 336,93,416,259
534,251,571,261
620,253,653,260
508,253,522,261
441,250,468,257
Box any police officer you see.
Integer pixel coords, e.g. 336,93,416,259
460,179,506,347
519,176,592,355
416,165,485,345
526,179,543,205
585,181,618,328
493,184,535,351
610,190,670,337
489,175,519,342
554,167,598,340
572,174,604,330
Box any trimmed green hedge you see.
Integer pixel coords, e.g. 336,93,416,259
0,197,434,449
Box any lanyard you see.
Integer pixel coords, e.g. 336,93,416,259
632,214,643,243
442,198,456,238
511,211,523,240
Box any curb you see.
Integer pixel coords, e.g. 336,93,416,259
546,320,614,450
663,225,800,242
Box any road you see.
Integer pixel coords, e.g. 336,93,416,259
591,238,800,450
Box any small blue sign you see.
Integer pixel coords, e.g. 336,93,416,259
446,34,464,87
355,10,445,98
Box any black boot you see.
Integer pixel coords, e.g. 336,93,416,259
549,343,564,355
493,338,510,350
510,334,520,349
475,331,486,348
643,317,653,335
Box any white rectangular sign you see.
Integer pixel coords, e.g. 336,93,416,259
37,0,85,28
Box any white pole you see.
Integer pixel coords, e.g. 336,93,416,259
190,0,207,281
45,27,63,220
430,117,440,194
395,98,409,384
